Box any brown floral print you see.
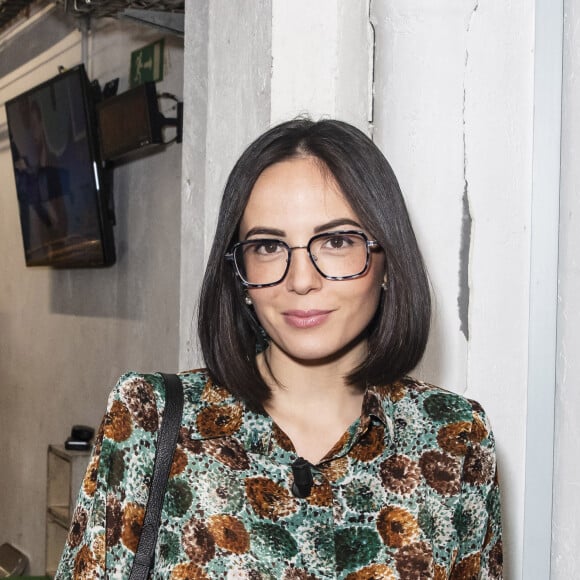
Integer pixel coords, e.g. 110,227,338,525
283,565,319,579
120,502,145,553
120,376,159,432
319,456,349,482
488,541,503,579
91,534,105,569
201,378,230,404
245,476,297,520
196,403,243,438
419,450,461,496
351,424,386,462
179,426,204,454
204,437,250,470
345,563,396,579
377,505,420,548
67,506,87,548
450,552,480,580
207,514,250,554
380,454,421,496
170,562,211,579
462,444,495,485
273,423,295,452
182,518,216,564
170,445,189,476
106,493,122,546
437,422,472,456
470,413,488,443
306,480,333,507
104,399,132,442
82,455,99,497
55,370,502,580
395,541,434,580
73,545,97,580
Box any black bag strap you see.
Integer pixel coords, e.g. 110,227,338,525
129,373,184,580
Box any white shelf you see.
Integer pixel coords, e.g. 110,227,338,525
45,445,90,577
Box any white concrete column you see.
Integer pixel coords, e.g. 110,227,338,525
523,0,562,576
371,0,471,393
271,0,372,132
371,1,536,577
180,0,272,369
552,0,580,576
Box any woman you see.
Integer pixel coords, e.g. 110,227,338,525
57,119,502,579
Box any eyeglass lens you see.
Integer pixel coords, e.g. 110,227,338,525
235,232,370,286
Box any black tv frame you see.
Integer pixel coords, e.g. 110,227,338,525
5,64,116,268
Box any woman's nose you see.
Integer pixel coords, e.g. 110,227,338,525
284,247,323,294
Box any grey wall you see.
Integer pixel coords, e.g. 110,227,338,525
0,13,183,574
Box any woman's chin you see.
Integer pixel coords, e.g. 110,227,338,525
264,335,368,370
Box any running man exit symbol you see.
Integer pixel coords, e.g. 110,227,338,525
130,38,165,88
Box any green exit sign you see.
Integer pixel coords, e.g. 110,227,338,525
130,38,165,88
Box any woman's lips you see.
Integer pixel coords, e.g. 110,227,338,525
282,310,332,328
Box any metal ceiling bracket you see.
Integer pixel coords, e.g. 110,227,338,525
121,9,184,37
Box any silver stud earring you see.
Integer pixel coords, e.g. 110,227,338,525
381,276,388,290
244,295,253,306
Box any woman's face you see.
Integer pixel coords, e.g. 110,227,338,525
239,156,385,368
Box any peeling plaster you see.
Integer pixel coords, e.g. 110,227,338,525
368,0,376,128
459,183,472,340
458,0,479,341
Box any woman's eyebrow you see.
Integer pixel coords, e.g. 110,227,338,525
313,218,363,233
244,218,363,239
244,227,286,239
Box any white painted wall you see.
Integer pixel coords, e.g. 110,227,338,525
0,15,183,574
552,0,580,576
270,0,372,132
372,2,535,577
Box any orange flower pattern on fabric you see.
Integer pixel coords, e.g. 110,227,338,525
246,476,298,520
207,514,250,553
56,371,502,579
196,403,243,438
120,503,145,553
169,446,189,477
82,455,99,497
345,563,396,579
377,505,420,548
103,399,132,442
350,424,386,462
72,545,97,580
170,562,210,579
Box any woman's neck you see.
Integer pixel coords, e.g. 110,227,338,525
257,345,367,463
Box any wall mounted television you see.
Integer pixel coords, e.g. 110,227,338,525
5,64,115,267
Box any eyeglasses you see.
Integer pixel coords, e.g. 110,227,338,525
225,230,381,288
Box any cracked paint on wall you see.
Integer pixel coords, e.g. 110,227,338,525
458,0,479,342
458,184,472,340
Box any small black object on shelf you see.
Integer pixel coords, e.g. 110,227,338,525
65,424,95,451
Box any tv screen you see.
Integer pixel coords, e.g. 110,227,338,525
5,64,115,267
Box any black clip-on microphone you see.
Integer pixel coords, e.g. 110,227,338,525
291,457,314,498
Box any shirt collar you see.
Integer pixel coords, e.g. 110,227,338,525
188,380,396,457
365,386,395,441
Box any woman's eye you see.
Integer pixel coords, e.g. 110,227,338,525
254,241,284,254
324,235,353,249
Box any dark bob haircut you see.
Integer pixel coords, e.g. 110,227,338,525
198,118,431,410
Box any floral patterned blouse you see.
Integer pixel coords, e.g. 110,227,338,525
56,369,502,579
